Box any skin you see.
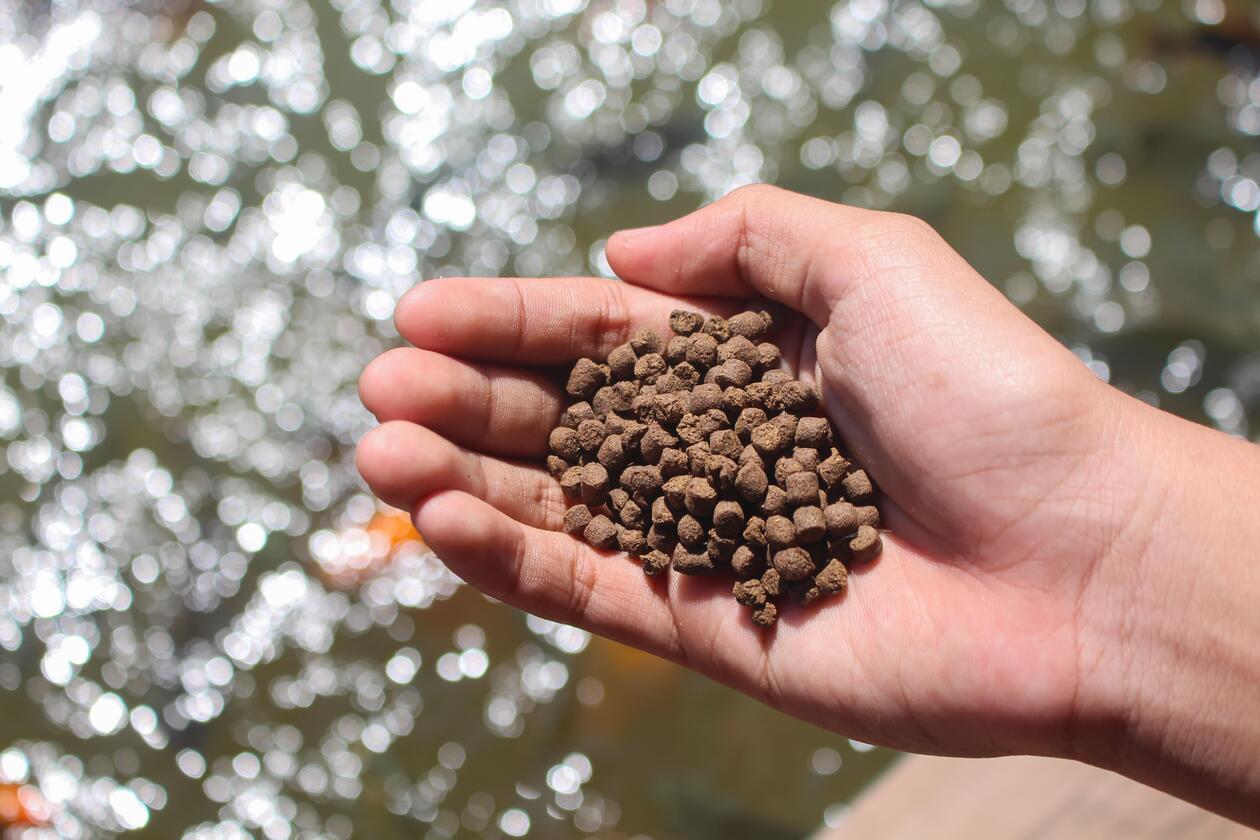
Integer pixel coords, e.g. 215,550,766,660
356,185,1260,826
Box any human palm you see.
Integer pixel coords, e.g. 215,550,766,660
357,186,1135,759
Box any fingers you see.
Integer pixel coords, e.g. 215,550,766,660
393,276,750,364
605,183,953,323
355,421,566,530
359,348,562,457
413,489,687,658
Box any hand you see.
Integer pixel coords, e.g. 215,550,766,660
356,186,1260,824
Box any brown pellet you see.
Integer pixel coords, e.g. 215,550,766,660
677,514,705,547
634,352,668,384
642,549,671,576
580,462,610,505
777,380,819,413
761,485,788,516
761,567,781,596
787,580,822,606
815,559,848,594
577,418,606,453
566,358,608,400
619,500,644,530
651,495,676,527
856,505,881,528
672,543,714,574
733,578,767,607
727,311,769,341
550,427,581,461
735,462,769,503
688,383,723,415
720,386,750,416
842,469,874,501
584,514,619,549
559,466,583,500
731,545,762,577
751,422,790,457
712,359,753,388
630,327,664,355
793,506,826,543
686,441,711,475
713,500,746,537
546,455,570,478
640,423,677,464
751,601,779,626
792,447,820,471
765,515,796,549
745,380,773,410
701,316,731,342
658,447,689,476
607,342,637,379
646,525,674,553
756,342,780,370
665,335,689,363
562,401,595,428
709,428,742,459
824,501,860,537
563,504,593,535
774,456,804,486
684,476,718,517
773,547,814,581
608,488,629,511
705,454,738,491
718,334,761,366
663,359,694,385
795,416,832,449
669,309,704,336
662,475,690,508
708,533,739,565
817,452,850,487
597,434,627,472
785,470,820,507
743,516,767,547
849,524,882,563
618,528,646,554
738,443,764,469
620,464,662,496
686,332,719,368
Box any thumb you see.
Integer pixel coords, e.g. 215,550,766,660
605,183,962,322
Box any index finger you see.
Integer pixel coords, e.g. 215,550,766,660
393,276,753,364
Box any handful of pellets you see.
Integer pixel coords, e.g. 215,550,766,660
547,309,883,626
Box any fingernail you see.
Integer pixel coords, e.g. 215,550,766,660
613,224,662,241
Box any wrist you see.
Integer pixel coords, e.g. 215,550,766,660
1069,394,1260,825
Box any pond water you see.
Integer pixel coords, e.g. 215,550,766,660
1,0,1258,837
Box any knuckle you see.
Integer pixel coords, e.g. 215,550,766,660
727,182,783,205
588,280,633,352
566,547,600,622
880,212,939,244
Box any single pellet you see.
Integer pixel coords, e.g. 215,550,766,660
563,504,593,535
785,470,820,507
793,506,826,542
773,546,814,581
713,500,746,537
584,514,619,549
842,469,874,501
669,309,704,336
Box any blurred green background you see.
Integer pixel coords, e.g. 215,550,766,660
1,0,1258,837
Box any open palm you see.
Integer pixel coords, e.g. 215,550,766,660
357,186,1138,760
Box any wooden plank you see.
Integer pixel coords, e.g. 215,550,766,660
816,754,1257,840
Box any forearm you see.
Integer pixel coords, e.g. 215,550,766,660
1076,395,1260,825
